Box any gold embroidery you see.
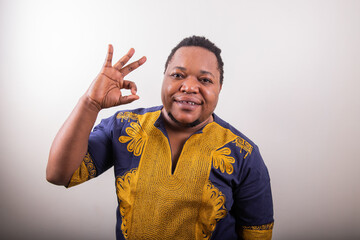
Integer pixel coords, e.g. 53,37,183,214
119,122,147,156
196,181,227,240
116,112,138,122
67,152,96,188
212,147,235,174
116,110,238,239
242,222,274,230
240,222,274,240
84,152,96,178
116,169,139,240
233,137,253,159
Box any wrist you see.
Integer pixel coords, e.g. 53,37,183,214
80,94,102,114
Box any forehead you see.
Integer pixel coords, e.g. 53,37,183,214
168,46,219,75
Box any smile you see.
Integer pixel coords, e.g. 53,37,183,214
176,100,199,106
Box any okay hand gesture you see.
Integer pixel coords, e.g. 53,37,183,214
86,44,146,110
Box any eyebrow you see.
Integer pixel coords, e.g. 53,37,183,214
174,66,215,78
200,70,215,78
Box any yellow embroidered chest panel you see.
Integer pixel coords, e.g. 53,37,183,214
116,111,238,240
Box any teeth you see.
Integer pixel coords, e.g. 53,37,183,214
179,101,196,105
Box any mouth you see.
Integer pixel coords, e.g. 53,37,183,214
175,100,200,106
173,95,202,106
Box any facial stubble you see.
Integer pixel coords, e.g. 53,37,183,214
167,112,202,128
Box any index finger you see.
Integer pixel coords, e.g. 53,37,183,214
122,80,138,95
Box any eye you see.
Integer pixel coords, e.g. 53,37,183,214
170,73,184,79
199,78,213,84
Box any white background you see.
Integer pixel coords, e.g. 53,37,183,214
1,0,359,239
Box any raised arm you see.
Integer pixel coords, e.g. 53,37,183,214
46,44,146,186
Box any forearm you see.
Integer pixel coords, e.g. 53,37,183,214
46,95,100,186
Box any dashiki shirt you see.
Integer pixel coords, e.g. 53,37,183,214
67,106,274,240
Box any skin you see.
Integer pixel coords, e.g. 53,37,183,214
161,46,222,172
46,45,146,185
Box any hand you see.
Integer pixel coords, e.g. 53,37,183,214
86,44,146,110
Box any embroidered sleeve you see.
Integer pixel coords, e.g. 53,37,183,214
66,152,97,188
239,223,274,240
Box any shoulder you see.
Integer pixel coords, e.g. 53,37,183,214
116,105,163,116
99,106,162,125
212,113,258,152
211,113,267,176
93,106,162,134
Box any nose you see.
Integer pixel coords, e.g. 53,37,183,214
179,76,199,94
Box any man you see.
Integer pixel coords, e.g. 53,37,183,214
47,36,274,239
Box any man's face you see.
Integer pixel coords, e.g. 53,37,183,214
161,46,222,127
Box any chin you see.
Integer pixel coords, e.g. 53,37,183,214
167,111,202,128
175,114,200,123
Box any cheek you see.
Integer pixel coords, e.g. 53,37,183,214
161,82,167,104
163,80,180,97
203,89,220,106
161,80,175,106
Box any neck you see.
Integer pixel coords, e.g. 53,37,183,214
161,108,213,134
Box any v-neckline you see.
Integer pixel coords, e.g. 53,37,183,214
167,132,193,176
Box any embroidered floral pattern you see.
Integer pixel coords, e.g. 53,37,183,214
233,137,253,159
212,147,235,174
119,122,147,156
83,152,96,178
116,168,139,240
67,152,97,188
197,181,227,239
117,111,138,122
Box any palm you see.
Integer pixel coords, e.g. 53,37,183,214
86,45,146,109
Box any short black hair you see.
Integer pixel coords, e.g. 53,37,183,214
164,36,224,84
